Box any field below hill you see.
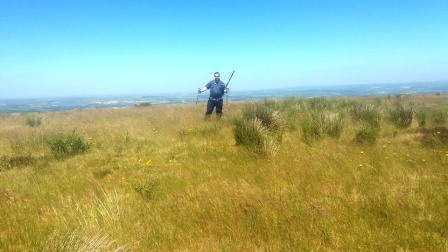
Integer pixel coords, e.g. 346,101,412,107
1,94,447,251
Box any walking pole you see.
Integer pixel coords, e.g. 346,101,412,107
225,70,235,105
226,70,235,88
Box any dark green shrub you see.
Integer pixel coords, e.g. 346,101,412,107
135,102,152,107
25,115,42,127
48,131,90,159
355,125,379,145
389,104,414,128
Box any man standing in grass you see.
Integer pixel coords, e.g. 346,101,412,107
198,72,229,119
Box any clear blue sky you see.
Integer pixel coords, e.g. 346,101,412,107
1,0,447,99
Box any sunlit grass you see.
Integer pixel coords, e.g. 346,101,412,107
1,95,447,250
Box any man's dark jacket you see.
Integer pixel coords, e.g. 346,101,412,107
206,80,226,99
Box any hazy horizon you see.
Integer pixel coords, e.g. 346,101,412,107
1,81,447,113
1,80,447,100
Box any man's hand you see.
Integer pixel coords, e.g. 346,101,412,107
224,88,230,93
197,88,202,94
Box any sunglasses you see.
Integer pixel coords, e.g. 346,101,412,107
214,76,220,78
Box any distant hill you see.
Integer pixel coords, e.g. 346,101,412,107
1,80,447,113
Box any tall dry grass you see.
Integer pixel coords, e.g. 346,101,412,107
1,95,447,251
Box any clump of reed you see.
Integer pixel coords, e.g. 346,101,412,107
233,103,285,156
388,103,414,128
351,102,382,128
300,111,345,142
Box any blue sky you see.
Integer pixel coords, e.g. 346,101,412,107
1,0,447,99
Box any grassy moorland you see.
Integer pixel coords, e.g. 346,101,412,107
0,94,447,251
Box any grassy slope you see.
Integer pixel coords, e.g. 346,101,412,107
0,95,447,251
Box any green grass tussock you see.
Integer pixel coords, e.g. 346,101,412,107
388,102,414,128
234,103,285,156
1,95,448,251
48,130,91,159
351,102,382,128
355,125,379,145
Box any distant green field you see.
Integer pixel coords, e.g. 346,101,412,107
1,94,447,251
